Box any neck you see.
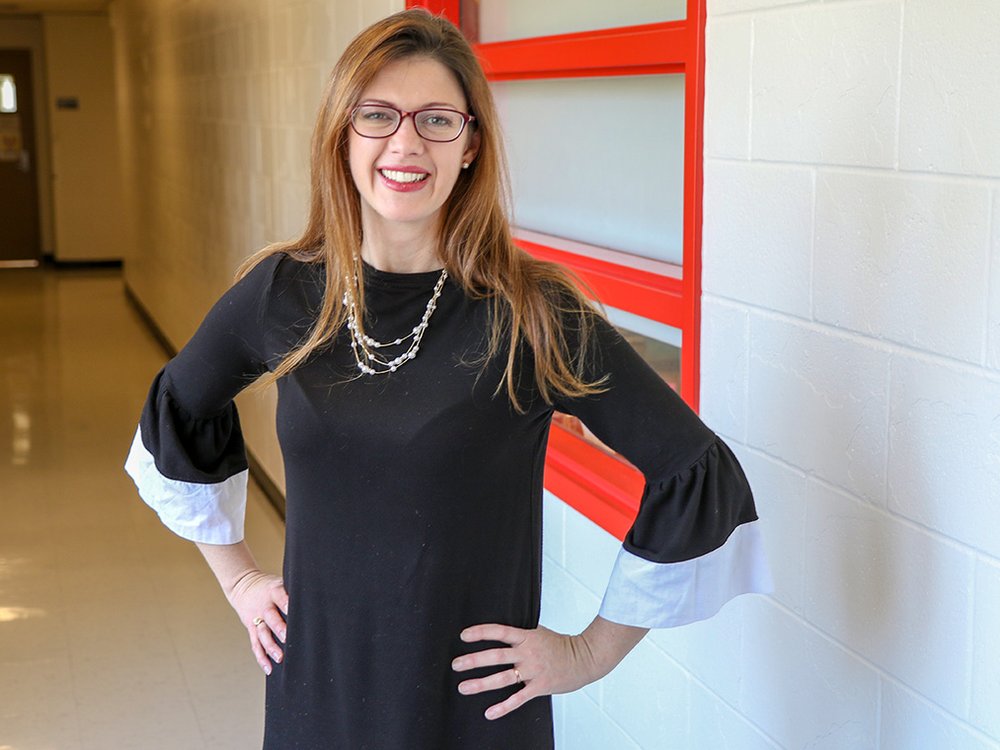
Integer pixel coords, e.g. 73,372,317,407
360,218,443,274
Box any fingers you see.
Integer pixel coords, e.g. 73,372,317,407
248,601,287,674
485,685,534,721
460,623,525,645
270,578,290,616
451,647,515,672
456,666,525,697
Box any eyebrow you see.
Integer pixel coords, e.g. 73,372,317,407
360,98,463,110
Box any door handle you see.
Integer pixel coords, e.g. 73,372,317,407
17,149,30,173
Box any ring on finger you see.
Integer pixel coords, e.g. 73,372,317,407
513,668,523,684
253,616,266,627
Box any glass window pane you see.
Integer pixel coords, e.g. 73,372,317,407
478,0,687,43
494,75,685,265
554,315,681,460
0,75,17,113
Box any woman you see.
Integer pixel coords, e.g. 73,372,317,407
125,8,771,748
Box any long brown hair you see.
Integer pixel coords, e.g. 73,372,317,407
240,8,605,410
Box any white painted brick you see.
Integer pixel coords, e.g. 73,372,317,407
814,171,990,364
709,0,811,15
803,480,974,716
700,299,749,441
971,557,1000,741
740,597,880,750
702,161,813,316
542,491,565,567
731,446,806,613
752,2,900,167
689,681,780,750
539,557,601,637
562,502,620,598
704,16,751,159
989,189,1000,371
888,354,1000,558
747,314,889,502
899,0,1000,177
601,638,690,750
558,692,642,750
647,597,745,707
882,679,998,750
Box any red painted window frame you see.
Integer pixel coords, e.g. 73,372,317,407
407,0,706,540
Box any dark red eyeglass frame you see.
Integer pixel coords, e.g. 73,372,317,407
350,105,477,142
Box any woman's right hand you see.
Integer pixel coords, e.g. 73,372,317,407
226,570,289,675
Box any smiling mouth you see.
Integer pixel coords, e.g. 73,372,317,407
379,169,428,184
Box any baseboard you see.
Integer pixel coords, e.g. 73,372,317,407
123,281,288,522
46,256,124,270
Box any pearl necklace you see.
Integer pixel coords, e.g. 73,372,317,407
342,267,448,375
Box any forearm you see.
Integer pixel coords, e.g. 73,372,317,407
195,540,263,600
577,615,649,680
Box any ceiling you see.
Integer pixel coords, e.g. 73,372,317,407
0,0,110,14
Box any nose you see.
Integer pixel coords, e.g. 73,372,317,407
388,113,424,153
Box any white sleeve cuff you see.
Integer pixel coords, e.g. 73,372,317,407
124,427,247,545
598,520,773,629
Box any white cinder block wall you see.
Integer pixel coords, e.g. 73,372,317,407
111,0,404,489
543,0,1000,748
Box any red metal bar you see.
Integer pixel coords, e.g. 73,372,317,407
545,427,645,540
474,21,690,81
679,0,705,410
516,238,685,329
406,0,460,20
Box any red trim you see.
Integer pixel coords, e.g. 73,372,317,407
405,0,460,18
516,239,684,329
544,427,644,539
680,0,705,410
473,22,689,80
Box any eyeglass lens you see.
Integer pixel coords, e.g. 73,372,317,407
352,105,466,142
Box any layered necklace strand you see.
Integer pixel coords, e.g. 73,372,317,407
342,266,448,375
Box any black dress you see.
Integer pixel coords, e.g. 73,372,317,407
125,253,771,749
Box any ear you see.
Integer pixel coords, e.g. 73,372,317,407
462,129,481,167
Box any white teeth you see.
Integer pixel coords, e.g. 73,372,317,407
380,169,428,184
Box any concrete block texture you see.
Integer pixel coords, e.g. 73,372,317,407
730,446,807,614
803,480,974,716
814,170,990,363
648,597,745,707
563,503,622,598
881,679,999,750
899,0,1000,177
747,313,890,502
602,639,690,749
709,0,811,16
740,597,880,750
704,16,752,159
888,354,1000,559
557,692,642,750
702,161,814,317
751,1,900,167
699,298,749,441
989,189,1000,370
971,558,1000,741
689,682,780,750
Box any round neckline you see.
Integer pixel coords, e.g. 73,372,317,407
361,259,447,290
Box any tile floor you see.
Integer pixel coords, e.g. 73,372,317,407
0,267,285,750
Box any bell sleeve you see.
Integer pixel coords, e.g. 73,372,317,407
124,255,282,545
554,315,773,629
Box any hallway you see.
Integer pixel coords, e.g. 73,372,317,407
0,267,284,749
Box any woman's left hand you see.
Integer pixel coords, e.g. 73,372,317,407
451,623,604,721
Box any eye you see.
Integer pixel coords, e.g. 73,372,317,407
359,107,393,122
419,110,457,129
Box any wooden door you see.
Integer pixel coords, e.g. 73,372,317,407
0,49,41,264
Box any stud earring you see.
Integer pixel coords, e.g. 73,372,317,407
462,162,470,169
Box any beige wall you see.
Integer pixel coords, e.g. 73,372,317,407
0,15,55,255
110,0,404,492
43,13,127,261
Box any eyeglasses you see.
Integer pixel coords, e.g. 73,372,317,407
350,104,476,143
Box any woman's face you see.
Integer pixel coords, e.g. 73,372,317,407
348,56,480,240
